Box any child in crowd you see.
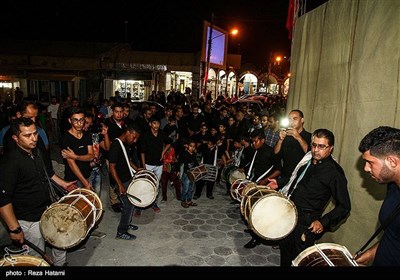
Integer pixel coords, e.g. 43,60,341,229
178,139,199,208
194,138,218,200
161,137,181,201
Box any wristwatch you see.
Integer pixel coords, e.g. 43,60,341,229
8,226,22,234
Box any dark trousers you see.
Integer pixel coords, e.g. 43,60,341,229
279,210,321,266
161,171,181,200
195,179,214,197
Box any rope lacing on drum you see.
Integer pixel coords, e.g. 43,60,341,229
314,243,335,267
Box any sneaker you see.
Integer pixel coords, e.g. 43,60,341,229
115,232,136,240
128,224,139,231
207,196,214,199
90,230,106,239
152,206,161,213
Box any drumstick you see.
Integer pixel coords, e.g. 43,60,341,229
23,239,54,266
126,193,142,203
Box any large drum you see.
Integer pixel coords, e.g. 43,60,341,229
221,164,236,183
292,243,358,266
202,164,218,182
243,188,297,240
230,179,256,202
240,184,260,219
187,164,208,182
0,255,50,266
40,189,102,249
228,169,246,185
127,170,159,207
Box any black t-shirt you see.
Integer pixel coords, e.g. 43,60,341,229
61,131,93,181
108,140,133,184
278,129,312,178
179,150,199,172
0,147,52,221
140,130,167,166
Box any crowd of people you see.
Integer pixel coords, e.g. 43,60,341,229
0,89,399,266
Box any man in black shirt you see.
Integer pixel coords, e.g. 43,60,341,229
109,123,141,240
268,128,351,266
243,130,281,249
0,118,76,266
103,102,126,212
274,109,312,186
138,116,170,215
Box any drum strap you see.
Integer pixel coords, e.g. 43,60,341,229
213,146,218,166
355,200,400,258
115,138,136,177
287,160,311,199
246,150,258,180
234,147,244,167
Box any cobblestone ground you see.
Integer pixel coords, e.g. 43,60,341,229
65,176,280,266
0,150,280,267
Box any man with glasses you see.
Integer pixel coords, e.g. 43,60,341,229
268,128,351,266
60,107,94,189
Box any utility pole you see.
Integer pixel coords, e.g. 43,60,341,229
203,12,214,98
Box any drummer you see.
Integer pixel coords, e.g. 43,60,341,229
194,138,218,200
178,139,199,208
267,128,351,266
0,118,77,266
108,123,141,241
224,138,244,198
243,129,281,249
246,130,281,185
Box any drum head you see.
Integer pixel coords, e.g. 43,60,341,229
229,170,246,185
222,164,236,182
0,255,50,266
250,193,297,240
40,203,89,249
292,243,358,266
127,179,157,207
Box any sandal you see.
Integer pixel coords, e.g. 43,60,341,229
181,202,189,208
187,201,198,207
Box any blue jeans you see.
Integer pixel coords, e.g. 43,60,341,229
117,181,134,234
89,168,102,197
181,173,194,202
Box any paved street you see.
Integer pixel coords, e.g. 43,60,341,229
0,144,280,267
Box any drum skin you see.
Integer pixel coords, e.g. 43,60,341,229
40,190,101,249
0,255,50,266
229,169,246,185
248,190,297,240
222,164,236,182
292,243,358,266
127,178,157,207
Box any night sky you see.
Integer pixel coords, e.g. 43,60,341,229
2,0,328,69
